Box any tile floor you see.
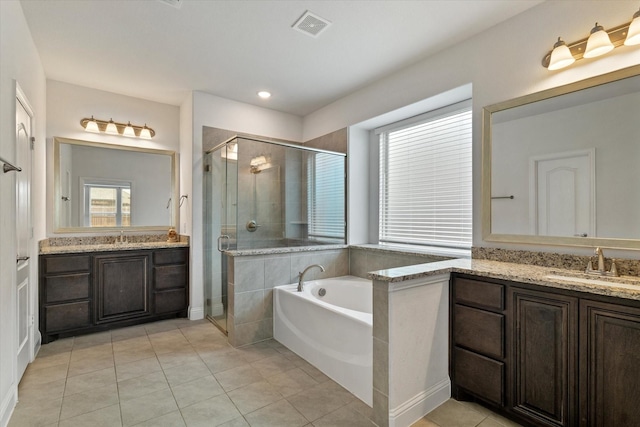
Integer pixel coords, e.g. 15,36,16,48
8,318,520,427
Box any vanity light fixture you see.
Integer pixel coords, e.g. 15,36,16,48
625,8,640,46
542,8,640,70
584,23,614,58
80,117,156,139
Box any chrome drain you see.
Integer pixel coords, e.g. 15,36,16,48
318,288,326,297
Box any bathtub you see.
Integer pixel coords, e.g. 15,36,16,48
274,275,373,405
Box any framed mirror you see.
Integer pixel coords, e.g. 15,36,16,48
53,137,178,233
482,65,640,249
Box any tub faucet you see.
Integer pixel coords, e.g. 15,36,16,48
297,264,325,292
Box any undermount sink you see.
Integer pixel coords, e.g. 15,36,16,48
545,271,640,290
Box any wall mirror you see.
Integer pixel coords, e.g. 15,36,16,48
53,137,178,233
482,65,640,249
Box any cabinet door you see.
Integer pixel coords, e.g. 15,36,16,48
510,288,578,427
95,253,150,323
580,300,640,427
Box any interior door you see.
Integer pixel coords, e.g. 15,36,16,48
530,149,595,237
16,95,33,380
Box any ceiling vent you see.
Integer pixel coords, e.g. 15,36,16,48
292,11,332,38
157,0,183,9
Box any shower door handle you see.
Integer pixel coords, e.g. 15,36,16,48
217,235,230,252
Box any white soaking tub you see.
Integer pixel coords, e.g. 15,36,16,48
273,275,373,405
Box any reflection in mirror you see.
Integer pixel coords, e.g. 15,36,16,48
483,65,640,248
54,137,177,232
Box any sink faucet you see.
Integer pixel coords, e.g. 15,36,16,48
297,264,325,292
585,247,618,277
116,230,128,245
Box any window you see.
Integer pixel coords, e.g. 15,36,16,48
83,181,131,227
378,100,472,249
307,152,345,242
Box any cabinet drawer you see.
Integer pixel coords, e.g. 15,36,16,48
154,265,187,290
44,273,90,303
454,346,504,406
454,304,504,359
154,289,187,314
154,249,188,265
454,277,504,311
45,301,91,331
43,255,91,274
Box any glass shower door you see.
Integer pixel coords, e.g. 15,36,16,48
204,143,237,333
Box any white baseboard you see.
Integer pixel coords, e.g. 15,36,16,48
389,378,450,427
0,387,17,427
188,306,205,320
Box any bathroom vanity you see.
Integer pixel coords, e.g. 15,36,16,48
39,245,189,343
450,273,640,427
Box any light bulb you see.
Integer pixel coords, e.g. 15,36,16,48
624,9,640,46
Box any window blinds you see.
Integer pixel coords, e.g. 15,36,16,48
307,152,345,241
378,100,472,249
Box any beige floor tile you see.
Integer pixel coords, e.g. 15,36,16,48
171,375,225,409
26,351,71,372
486,413,523,427
163,360,211,387
251,354,296,378
214,364,264,392
294,361,331,383
218,417,250,427
114,347,157,365
111,325,148,342
311,404,376,427
156,348,201,370
112,335,152,351
19,363,68,387
227,380,282,415
120,388,178,426
345,399,374,421
7,397,62,427
18,378,66,404
131,410,186,427
37,338,74,357
202,351,249,374
425,399,486,427
117,370,169,401
264,367,318,397
288,380,354,422
58,404,122,427
180,394,241,427
478,418,507,427
72,332,112,350
236,342,280,362
64,366,116,396
70,342,113,358
244,399,308,427
412,417,441,427
67,353,114,377
115,356,161,382
145,320,181,335
60,383,119,420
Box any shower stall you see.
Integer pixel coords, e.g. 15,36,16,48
203,136,346,332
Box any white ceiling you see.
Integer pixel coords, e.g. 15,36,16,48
20,0,543,116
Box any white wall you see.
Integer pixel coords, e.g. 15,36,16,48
303,0,640,258
46,80,180,236
0,2,46,426
187,91,302,319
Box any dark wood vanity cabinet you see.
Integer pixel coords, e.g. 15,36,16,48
451,274,640,427
40,247,189,343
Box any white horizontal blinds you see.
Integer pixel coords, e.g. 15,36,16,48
308,152,345,240
379,100,472,249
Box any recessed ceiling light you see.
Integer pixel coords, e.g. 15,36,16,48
257,91,271,99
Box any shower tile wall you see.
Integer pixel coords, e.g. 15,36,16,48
227,248,349,347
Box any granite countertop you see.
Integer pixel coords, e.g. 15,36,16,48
40,241,189,255
368,258,640,301
225,244,348,257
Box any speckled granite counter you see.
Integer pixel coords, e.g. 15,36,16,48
225,244,348,257
368,258,640,301
39,234,189,255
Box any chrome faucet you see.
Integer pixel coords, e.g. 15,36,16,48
585,247,618,277
116,230,128,245
297,264,325,292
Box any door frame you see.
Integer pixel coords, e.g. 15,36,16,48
528,148,596,237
